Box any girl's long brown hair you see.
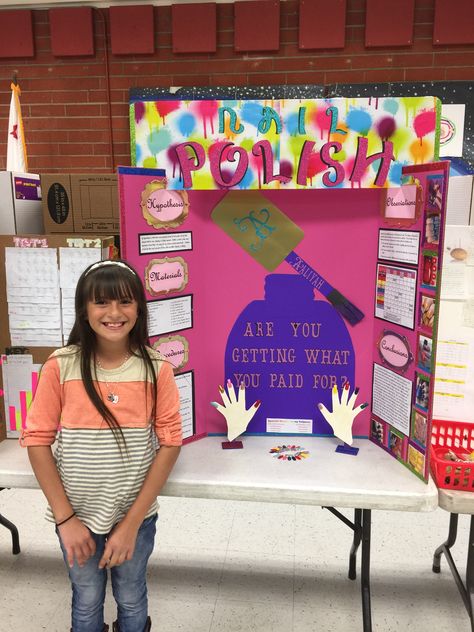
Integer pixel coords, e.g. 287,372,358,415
67,260,157,448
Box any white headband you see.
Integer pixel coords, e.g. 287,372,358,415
85,261,137,276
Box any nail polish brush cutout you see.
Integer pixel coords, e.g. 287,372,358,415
211,190,364,326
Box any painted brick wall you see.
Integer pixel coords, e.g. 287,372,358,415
0,0,473,173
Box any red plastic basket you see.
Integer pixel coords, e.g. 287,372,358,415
430,419,474,491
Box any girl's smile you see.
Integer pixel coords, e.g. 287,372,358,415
86,298,138,347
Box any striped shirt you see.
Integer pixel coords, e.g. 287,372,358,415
20,345,182,533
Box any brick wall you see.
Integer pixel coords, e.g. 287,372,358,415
1,0,473,173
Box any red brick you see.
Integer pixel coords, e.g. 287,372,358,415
92,143,113,155
108,102,131,117
28,104,67,117
445,67,474,80
67,130,109,143
53,155,109,168
114,154,132,168
171,75,211,86
274,56,349,71
414,7,434,23
249,72,287,84
350,54,395,69
157,60,197,74
363,69,406,82
404,67,446,80
57,142,97,155
434,51,474,66
324,69,368,82
119,61,161,75
281,12,298,28
391,53,434,68
344,40,367,54
23,129,60,143
28,142,60,156
110,129,130,143
346,26,365,42
211,73,248,86
411,38,442,52
110,142,130,156
346,10,365,27
65,103,102,116
280,28,298,44
417,24,434,38
88,90,109,102
286,71,325,83
213,58,275,73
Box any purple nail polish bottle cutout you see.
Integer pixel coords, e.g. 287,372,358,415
225,274,355,434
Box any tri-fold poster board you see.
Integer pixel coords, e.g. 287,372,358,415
119,92,448,483
0,95,447,484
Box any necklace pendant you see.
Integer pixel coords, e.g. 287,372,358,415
107,393,119,404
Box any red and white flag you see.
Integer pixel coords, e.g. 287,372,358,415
7,82,28,172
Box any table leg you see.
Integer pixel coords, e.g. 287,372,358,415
0,512,20,554
466,516,474,630
361,509,372,632
323,506,373,631
349,508,362,580
433,512,474,631
433,512,458,573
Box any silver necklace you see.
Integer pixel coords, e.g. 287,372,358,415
96,353,129,404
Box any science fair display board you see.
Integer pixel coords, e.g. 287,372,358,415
118,160,448,482
121,95,447,481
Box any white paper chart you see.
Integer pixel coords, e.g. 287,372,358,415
375,264,417,329
5,247,62,347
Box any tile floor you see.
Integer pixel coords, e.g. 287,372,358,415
0,488,471,631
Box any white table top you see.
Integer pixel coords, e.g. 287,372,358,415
0,436,438,512
438,487,474,515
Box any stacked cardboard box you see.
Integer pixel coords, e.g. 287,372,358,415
41,174,119,234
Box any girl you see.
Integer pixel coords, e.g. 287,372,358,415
21,260,182,632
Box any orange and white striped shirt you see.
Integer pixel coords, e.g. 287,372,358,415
21,345,182,533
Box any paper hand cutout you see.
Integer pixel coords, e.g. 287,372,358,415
317,383,368,446
211,379,260,442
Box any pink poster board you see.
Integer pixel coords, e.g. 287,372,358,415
119,163,447,481
370,162,449,481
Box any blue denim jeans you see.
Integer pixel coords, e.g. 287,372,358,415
58,514,157,632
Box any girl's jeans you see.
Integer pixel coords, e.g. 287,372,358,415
57,514,157,632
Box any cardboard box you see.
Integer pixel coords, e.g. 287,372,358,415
0,171,44,235
41,173,120,234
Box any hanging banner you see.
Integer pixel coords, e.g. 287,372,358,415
130,96,440,190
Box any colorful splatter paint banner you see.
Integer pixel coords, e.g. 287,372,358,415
130,96,441,189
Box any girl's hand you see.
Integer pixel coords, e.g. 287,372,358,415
98,520,138,569
58,517,96,568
